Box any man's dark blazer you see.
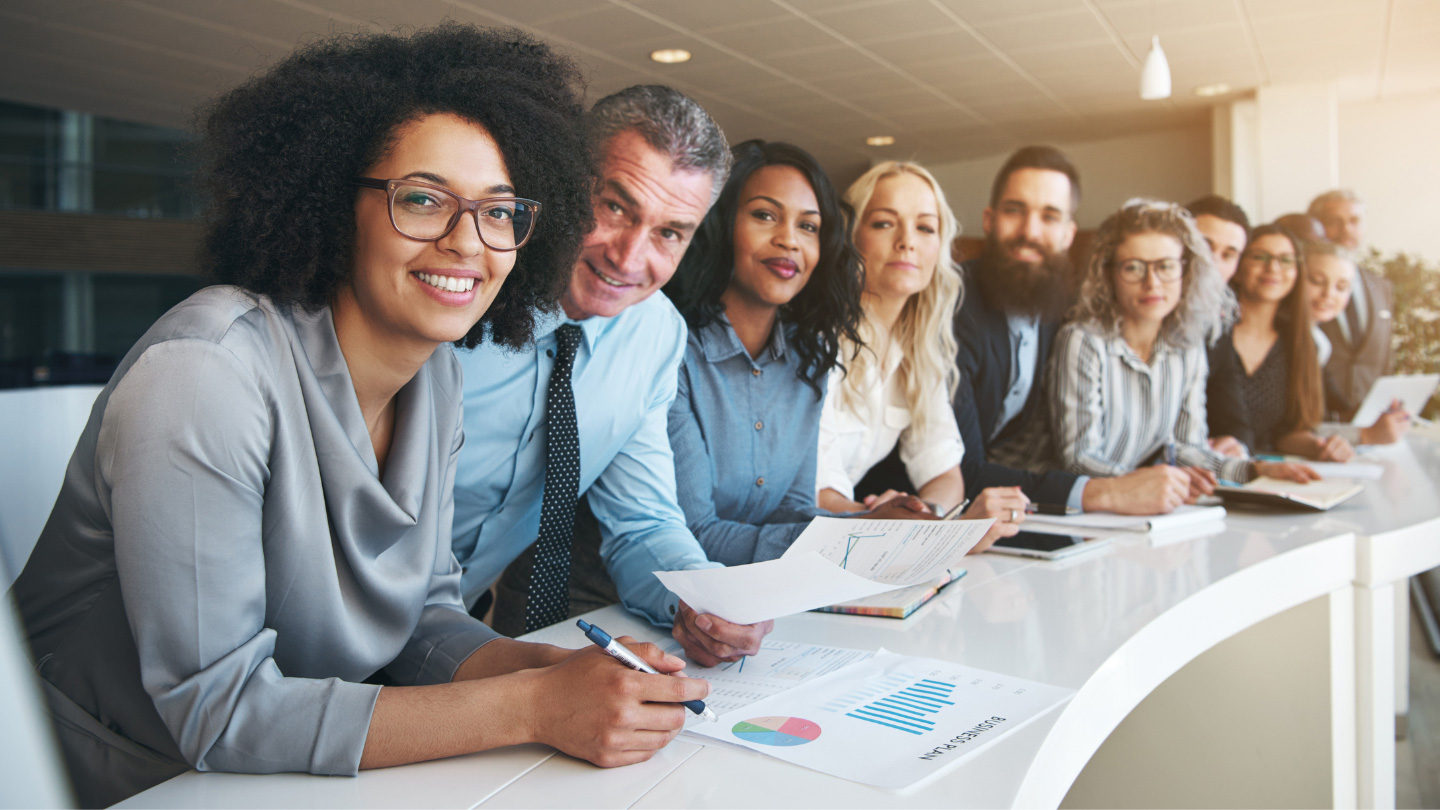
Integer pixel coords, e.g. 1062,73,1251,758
952,260,1077,505
1321,267,1394,422
853,260,1081,505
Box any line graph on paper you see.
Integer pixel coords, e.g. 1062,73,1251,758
840,533,885,569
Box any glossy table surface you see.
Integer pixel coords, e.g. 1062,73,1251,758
118,438,1440,809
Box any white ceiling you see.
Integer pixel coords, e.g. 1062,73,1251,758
1,0,1437,179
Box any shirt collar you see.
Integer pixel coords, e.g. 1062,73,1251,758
1006,312,1040,335
1105,328,1178,366
699,313,789,366
535,306,610,354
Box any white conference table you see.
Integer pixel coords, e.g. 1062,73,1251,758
118,438,1440,810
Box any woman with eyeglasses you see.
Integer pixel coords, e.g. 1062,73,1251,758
1210,223,1359,460
13,26,701,807
1048,201,1316,496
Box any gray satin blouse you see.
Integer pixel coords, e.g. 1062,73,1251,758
13,286,498,807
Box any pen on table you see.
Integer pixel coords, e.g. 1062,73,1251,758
576,619,718,722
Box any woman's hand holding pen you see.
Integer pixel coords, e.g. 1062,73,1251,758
1360,399,1412,445
962,487,1028,553
527,637,708,768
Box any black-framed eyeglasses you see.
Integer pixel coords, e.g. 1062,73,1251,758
1114,257,1184,282
354,177,541,251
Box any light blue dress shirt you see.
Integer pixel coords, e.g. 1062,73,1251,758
452,293,720,626
994,312,1040,441
668,316,828,566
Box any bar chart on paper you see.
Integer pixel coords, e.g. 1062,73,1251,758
691,650,1075,791
839,675,959,735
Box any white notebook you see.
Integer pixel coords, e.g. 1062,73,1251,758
1024,504,1226,534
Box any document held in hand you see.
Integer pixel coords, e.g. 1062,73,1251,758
653,517,994,625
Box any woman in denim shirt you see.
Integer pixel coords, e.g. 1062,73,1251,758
662,140,920,564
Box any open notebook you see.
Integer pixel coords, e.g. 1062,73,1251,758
1214,476,1364,511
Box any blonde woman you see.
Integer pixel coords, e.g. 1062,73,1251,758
817,162,1027,545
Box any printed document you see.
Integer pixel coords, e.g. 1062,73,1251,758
688,649,1074,792
654,518,992,624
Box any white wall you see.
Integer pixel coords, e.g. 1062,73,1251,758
1338,91,1440,262
927,125,1213,237
1255,83,1340,222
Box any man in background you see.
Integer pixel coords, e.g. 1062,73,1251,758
1185,194,1250,455
1308,189,1395,420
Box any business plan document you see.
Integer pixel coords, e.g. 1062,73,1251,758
653,518,993,624
688,649,1074,791
666,640,876,731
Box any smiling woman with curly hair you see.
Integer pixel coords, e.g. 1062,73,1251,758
12,24,698,808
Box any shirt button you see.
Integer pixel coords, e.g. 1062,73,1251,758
546,349,554,358
754,421,763,430
752,368,762,377
756,477,765,487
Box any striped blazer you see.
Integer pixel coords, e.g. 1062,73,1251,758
1047,321,1253,483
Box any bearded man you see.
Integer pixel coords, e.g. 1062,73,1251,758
953,146,1190,514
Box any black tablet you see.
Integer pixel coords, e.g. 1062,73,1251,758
988,530,1114,560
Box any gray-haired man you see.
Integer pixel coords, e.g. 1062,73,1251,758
451,86,773,665
1308,188,1395,419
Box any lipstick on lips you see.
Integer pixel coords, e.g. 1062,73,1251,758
762,256,799,279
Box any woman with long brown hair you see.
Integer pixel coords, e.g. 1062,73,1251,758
1211,223,1355,459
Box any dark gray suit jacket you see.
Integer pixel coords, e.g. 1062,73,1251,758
1321,267,1394,421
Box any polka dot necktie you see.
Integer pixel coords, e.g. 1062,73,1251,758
525,323,582,634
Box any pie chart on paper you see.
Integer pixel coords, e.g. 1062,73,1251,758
731,716,822,746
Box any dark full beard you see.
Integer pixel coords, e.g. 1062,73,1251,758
972,235,1075,321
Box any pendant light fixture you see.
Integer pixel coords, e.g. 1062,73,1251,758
1140,34,1171,100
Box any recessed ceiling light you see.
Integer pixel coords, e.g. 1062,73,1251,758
650,48,691,64
866,135,895,146
1194,83,1232,97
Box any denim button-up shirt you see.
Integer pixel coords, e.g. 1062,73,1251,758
668,316,828,566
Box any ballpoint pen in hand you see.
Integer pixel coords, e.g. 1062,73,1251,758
576,619,718,722
941,498,972,520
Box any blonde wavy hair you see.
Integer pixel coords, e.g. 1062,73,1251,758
838,161,963,439
1069,198,1235,349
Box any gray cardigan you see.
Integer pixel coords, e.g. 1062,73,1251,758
13,286,499,807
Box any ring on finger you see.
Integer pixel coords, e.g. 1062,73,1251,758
1009,508,1019,523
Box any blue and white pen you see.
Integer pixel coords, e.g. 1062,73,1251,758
576,619,718,722
1164,440,1178,467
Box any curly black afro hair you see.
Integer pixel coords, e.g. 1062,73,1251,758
197,23,593,349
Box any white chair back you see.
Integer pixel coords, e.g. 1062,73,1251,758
0,385,101,590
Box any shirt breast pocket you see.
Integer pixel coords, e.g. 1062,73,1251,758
883,405,912,431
